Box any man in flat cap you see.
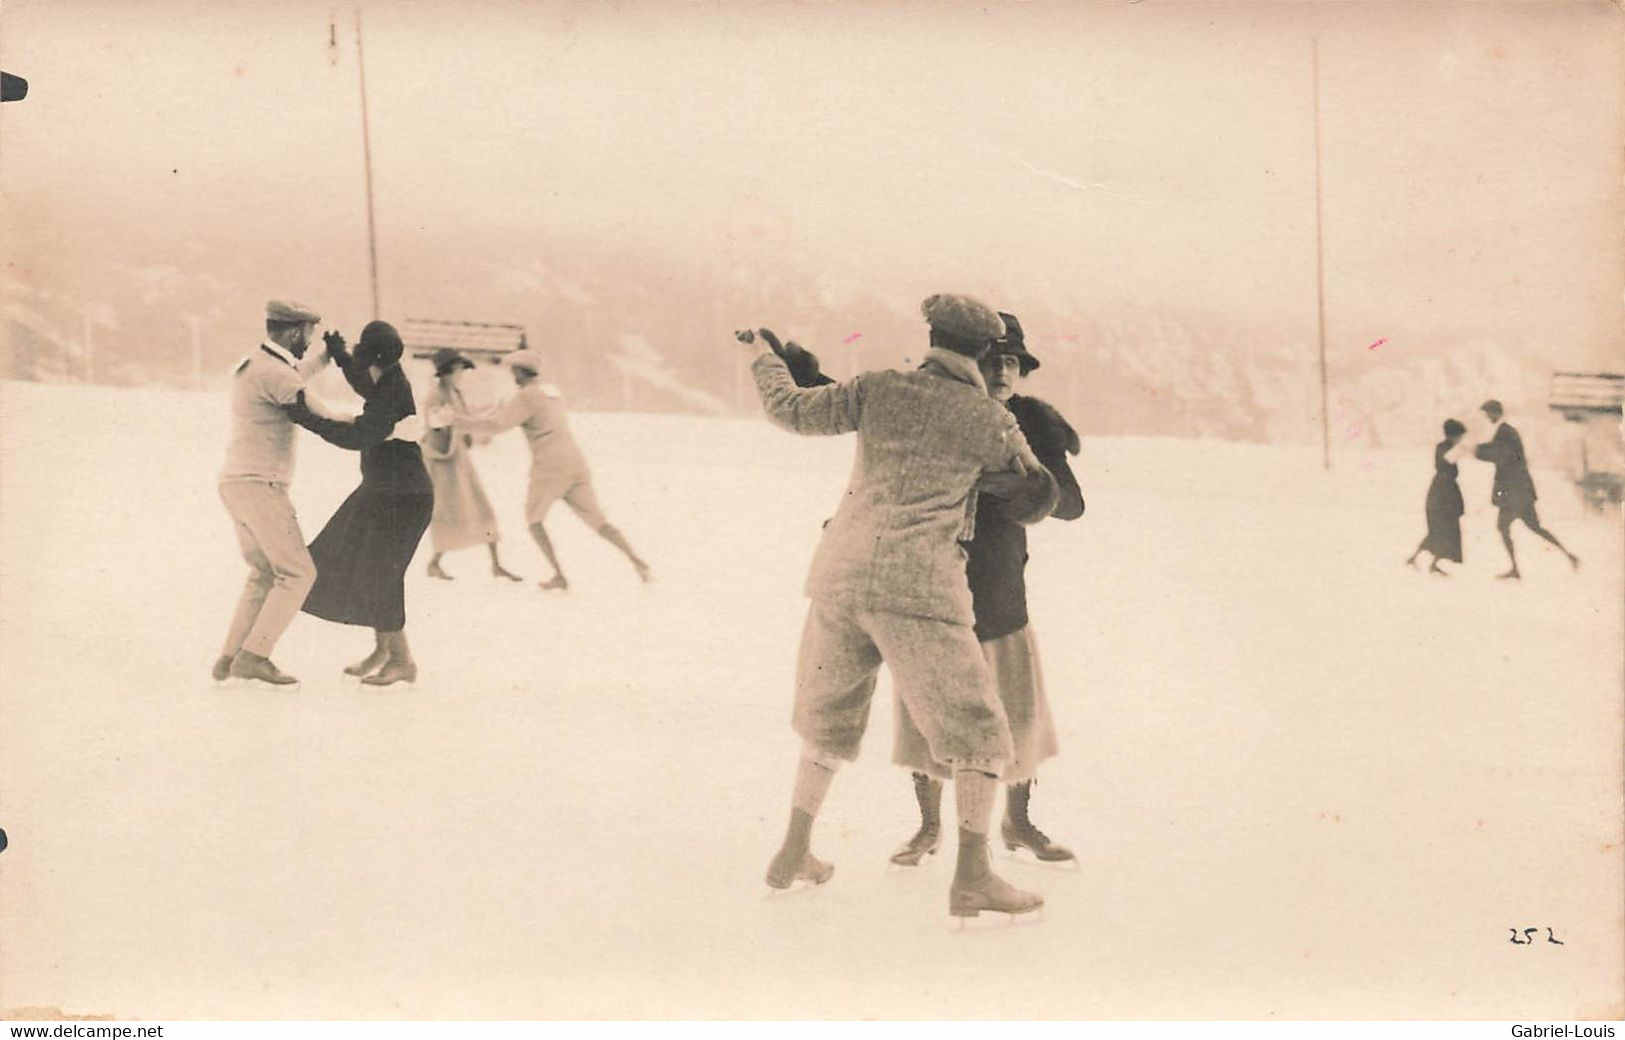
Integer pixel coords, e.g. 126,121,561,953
211,300,337,686
1473,399,1578,579
460,349,650,589
737,292,1058,920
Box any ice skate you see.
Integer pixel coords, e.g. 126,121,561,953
1001,780,1075,862
1496,568,1521,581
539,575,569,592
765,848,834,890
1568,553,1581,571
889,824,942,867
210,654,235,683
1427,560,1449,577
343,634,389,679
362,660,417,687
949,870,1044,918
890,772,944,867
1001,818,1075,863
492,564,523,582
427,559,454,581
633,559,652,584
229,651,299,688
361,632,416,687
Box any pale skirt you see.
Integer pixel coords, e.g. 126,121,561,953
892,624,1058,783
423,430,500,553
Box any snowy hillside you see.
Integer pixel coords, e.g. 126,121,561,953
0,380,1619,1020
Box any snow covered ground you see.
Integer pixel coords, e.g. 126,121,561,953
0,378,1619,1020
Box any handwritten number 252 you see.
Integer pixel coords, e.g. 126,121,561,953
1509,927,1563,945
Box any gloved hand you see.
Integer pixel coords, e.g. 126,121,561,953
975,471,1032,499
322,329,348,361
283,390,316,422
779,340,833,388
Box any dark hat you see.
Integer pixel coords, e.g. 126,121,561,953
1479,399,1504,416
431,348,476,377
356,320,404,368
993,311,1040,375
1443,418,1466,438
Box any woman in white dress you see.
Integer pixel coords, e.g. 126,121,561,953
420,349,522,582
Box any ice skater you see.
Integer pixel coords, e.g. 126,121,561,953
212,299,336,687
421,348,522,582
889,312,1086,867
462,349,650,590
740,292,1059,920
1472,399,1579,580
1405,419,1467,576
286,321,435,686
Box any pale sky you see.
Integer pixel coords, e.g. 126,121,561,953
2,0,1621,366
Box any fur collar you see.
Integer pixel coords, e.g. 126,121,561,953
920,347,987,394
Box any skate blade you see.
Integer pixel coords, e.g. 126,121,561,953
1002,854,1082,873
762,877,831,899
1002,845,1082,872
885,848,940,873
233,676,301,691
948,904,1046,931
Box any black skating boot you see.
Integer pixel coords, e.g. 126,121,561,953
362,631,417,687
890,772,944,866
344,632,389,678
1001,780,1074,862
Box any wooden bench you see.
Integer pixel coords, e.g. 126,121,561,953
400,318,528,365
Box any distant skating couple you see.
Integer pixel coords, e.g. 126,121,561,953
737,292,1086,920
1407,399,1578,579
212,301,432,688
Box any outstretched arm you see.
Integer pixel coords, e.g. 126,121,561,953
283,391,398,451
738,329,862,436
458,392,531,439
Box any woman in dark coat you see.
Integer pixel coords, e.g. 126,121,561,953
289,321,435,685
1406,418,1467,575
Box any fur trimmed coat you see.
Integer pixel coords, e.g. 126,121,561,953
752,348,1054,626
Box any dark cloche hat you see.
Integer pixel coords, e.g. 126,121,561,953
993,311,1040,375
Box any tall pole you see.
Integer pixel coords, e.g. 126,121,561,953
1312,37,1331,471
356,8,381,319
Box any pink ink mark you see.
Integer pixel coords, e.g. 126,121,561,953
1359,459,1375,472
1367,338,1388,351
842,333,863,344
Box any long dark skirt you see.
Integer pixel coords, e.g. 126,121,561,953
1421,474,1465,563
303,485,434,631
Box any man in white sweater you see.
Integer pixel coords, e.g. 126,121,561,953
212,299,334,687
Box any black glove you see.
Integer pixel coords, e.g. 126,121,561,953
322,329,349,362
756,328,833,388
282,390,316,425
780,340,833,388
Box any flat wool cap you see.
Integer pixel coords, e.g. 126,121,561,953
266,299,321,324
921,293,1005,344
